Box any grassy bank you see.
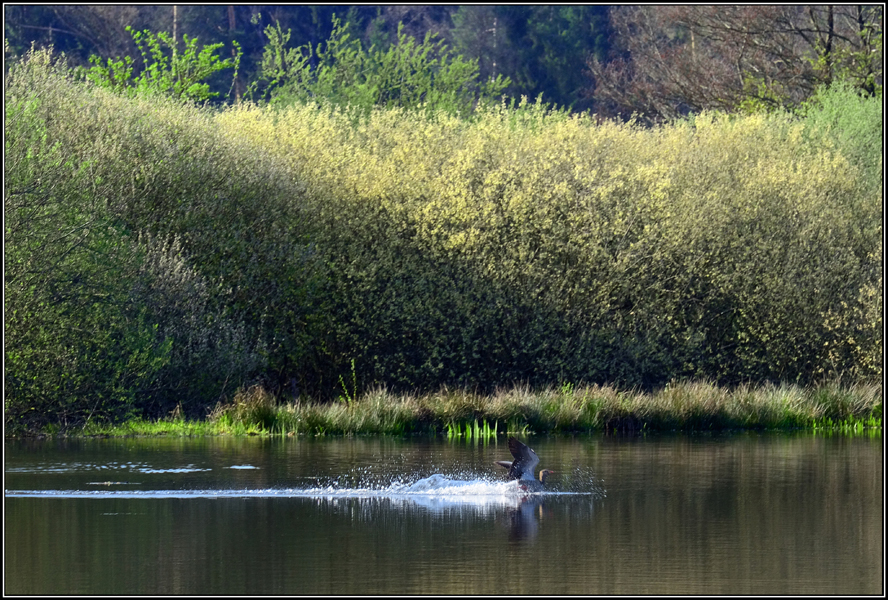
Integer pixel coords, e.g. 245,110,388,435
77,380,882,438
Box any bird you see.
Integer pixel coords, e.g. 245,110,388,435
495,437,555,492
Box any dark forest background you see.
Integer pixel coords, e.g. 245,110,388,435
5,5,882,121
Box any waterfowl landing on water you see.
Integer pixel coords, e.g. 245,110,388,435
495,437,555,492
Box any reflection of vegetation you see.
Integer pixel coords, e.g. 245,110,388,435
81,381,882,437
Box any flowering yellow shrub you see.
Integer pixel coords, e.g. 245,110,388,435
217,99,880,390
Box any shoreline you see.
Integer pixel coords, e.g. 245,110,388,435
21,380,880,438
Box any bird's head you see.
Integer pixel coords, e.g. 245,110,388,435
538,469,556,484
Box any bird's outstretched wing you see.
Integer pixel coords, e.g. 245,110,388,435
507,437,540,481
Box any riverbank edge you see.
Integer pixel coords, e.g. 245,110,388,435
16,380,881,438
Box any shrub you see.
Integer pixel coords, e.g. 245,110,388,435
131,233,267,418
252,15,510,116
5,50,171,431
80,26,242,102
797,80,883,196
4,47,320,430
218,99,881,392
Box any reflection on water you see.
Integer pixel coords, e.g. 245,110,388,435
4,433,882,594
6,472,585,545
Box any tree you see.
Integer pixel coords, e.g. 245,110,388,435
513,6,612,112
587,5,883,122
450,5,612,112
449,6,505,83
81,26,242,103
370,5,455,45
252,14,509,115
4,5,140,63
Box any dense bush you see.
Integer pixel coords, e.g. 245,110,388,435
797,81,883,196
5,50,169,432
5,48,320,431
5,49,881,432
219,93,881,393
251,15,509,115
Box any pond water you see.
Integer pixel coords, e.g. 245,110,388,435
4,433,882,594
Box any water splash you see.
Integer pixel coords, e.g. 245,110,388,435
5,473,590,502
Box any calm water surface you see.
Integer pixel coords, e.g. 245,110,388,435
4,433,882,594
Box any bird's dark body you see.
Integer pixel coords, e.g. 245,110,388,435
495,437,555,491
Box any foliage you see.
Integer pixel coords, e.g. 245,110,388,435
793,82,883,382
218,95,881,394
5,49,170,432
5,47,323,431
80,25,242,102
5,47,881,434
251,14,510,115
796,80,883,195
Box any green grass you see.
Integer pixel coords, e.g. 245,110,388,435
811,415,883,437
82,416,222,437
445,418,499,440
72,380,881,438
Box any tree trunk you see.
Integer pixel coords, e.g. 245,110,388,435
228,5,243,101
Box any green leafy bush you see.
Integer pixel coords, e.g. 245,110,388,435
5,50,170,431
797,80,883,196
252,15,510,115
81,26,241,102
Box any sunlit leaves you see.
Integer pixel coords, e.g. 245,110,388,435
252,14,509,116
81,25,242,102
220,90,880,391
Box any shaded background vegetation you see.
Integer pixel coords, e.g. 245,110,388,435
4,6,883,433
4,5,613,111
8,5,880,118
